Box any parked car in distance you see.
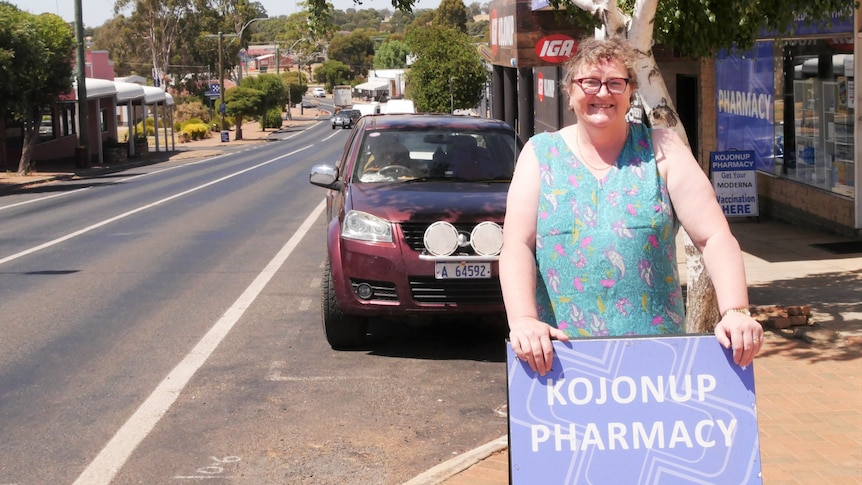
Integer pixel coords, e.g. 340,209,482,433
330,109,361,130
313,87,326,97
309,114,520,349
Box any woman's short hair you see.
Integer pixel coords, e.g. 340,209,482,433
562,37,638,97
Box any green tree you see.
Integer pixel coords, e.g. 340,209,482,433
89,16,146,77
373,39,409,69
327,29,376,77
436,0,468,32
405,25,486,113
224,86,263,139
0,5,75,175
114,0,197,89
313,60,353,91
239,73,286,136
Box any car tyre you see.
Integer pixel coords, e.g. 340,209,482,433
322,259,368,349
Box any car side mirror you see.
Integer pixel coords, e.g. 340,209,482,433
309,163,343,190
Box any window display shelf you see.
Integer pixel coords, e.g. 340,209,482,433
822,81,855,196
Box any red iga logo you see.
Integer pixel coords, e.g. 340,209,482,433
536,34,577,63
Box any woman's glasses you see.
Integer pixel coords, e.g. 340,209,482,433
573,78,630,95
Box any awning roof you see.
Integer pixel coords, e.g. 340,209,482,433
142,85,166,104
114,81,146,102
72,78,117,99
353,80,389,92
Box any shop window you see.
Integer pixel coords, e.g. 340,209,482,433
777,37,854,197
60,104,76,137
100,108,109,133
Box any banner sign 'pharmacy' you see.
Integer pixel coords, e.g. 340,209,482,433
507,335,762,484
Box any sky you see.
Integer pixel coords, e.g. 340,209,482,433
7,0,442,28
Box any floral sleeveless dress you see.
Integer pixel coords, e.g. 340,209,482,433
531,123,684,337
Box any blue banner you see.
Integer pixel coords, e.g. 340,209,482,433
507,335,762,484
716,41,775,173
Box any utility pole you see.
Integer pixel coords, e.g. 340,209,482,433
74,0,89,168
218,31,226,133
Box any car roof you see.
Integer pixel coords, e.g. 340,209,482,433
356,113,515,132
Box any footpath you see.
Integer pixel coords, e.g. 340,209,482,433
2,114,860,484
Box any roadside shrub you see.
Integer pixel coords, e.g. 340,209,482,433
262,108,283,129
175,117,205,131
136,119,155,136
180,123,211,142
175,101,210,125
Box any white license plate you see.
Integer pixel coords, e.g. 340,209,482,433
434,262,492,279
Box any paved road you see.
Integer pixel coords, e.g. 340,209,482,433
0,121,509,484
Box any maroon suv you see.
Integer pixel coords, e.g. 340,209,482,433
309,114,520,349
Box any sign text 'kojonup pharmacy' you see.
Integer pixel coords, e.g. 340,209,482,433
507,335,762,484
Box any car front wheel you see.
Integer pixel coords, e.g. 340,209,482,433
322,259,368,349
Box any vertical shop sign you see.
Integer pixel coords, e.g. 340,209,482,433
507,336,762,484
711,150,759,217
715,42,775,173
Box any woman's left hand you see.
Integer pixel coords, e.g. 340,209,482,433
714,313,764,367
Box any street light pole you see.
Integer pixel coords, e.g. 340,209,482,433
235,17,267,85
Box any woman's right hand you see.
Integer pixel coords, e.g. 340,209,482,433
509,317,570,376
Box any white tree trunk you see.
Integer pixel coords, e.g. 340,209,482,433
592,0,718,333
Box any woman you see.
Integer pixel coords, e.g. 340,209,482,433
500,37,763,376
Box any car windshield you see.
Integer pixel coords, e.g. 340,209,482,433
353,129,518,183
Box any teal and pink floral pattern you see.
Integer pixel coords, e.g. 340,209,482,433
532,124,684,337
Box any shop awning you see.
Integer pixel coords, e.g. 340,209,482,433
353,80,389,92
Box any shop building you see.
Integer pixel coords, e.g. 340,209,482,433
716,6,860,236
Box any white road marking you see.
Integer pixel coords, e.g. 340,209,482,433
299,298,312,311
0,186,91,211
72,198,326,485
0,146,312,267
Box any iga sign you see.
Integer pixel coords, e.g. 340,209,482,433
507,336,762,484
711,150,759,217
536,34,576,63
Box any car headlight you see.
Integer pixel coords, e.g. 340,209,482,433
342,210,393,243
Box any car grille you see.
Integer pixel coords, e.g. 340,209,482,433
409,277,503,305
400,222,499,255
350,279,398,301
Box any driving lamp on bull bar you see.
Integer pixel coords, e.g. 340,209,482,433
423,221,460,256
470,221,504,256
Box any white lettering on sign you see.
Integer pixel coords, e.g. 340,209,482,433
546,374,717,406
539,39,575,59
530,419,737,452
717,90,772,121
493,15,514,48
543,78,556,99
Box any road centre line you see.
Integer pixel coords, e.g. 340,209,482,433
0,145,312,267
73,197,326,485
